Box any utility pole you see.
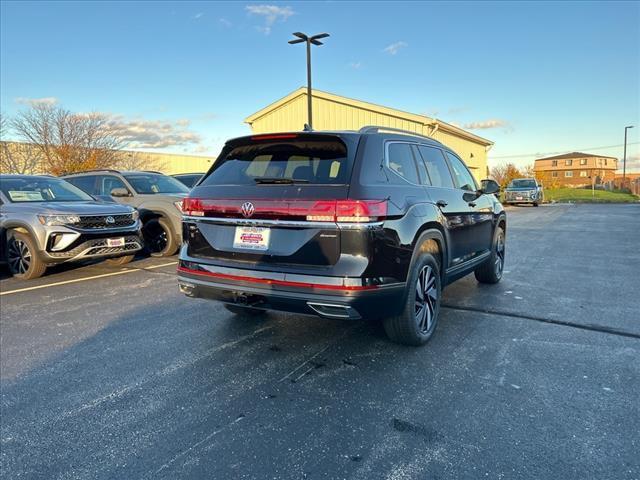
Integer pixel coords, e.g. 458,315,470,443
623,125,634,187
288,32,330,129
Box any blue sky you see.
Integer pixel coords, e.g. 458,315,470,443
1,1,639,170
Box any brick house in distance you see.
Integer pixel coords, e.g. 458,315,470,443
533,152,617,187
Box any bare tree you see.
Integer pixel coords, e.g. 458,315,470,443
489,162,523,188
1,112,42,174
10,104,125,175
521,163,536,178
113,150,167,172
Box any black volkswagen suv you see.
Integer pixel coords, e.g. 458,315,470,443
178,127,505,346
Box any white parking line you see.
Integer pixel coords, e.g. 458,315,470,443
0,261,178,296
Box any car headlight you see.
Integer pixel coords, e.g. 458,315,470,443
37,214,81,226
131,210,139,221
530,191,537,199
174,201,183,212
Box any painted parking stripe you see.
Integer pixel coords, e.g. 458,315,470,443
0,261,178,296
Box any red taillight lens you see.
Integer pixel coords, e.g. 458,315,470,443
250,133,298,141
182,197,204,216
302,199,388,222
305,200,338,222
334,200,387,223
183,198,387,223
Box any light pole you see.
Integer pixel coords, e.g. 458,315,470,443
623,125,634,186
288,32,329,129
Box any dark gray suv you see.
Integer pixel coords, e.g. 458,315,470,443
64,170,188,256
0,175,142,279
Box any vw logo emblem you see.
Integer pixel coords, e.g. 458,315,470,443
105,216,115,224
241,202,255,218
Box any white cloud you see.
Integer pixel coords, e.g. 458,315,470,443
245,4,294,35
463,119,510,130
622,153,640,171
219,17,232,27
15,97,58,107
106,116,202,149
193,12,204,19
383,41,408,55
348,61,363,70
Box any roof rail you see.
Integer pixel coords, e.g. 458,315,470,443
64,169,122,175
358,125,433,140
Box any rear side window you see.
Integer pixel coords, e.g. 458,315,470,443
417,146,454,189
445,152,477,191
98,175,129,196
66,175,98,195
202,136,350,186
386,143,420,184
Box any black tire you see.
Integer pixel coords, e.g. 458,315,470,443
105,254,135,265
383,253,441,346
474,224,505,284
224,304,267,317
143,218,177,257
533,202,539,207
6,231,47,280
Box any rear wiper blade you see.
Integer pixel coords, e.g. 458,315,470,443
253,177,309,184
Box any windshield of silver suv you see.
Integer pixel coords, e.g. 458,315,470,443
0,177,94,203
508,179,537,189
122,173,189,194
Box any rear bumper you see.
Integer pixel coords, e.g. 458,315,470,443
177,263,406,320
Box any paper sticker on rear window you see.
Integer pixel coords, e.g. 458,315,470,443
8,190,44,201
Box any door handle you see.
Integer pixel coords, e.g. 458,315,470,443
436,200,448,208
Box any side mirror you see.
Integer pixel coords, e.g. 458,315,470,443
480,179,500,195
110,187,130,197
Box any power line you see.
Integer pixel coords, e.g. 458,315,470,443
490,142,640,160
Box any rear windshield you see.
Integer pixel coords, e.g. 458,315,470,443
508,179,537,188
201,136,350,186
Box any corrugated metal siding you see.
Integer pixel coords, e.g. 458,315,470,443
136,152,214,175
249,93,488,179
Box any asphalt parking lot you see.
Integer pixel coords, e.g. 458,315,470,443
1,204,639,479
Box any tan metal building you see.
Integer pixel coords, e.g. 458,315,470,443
245,88,493,180
533,152,618,187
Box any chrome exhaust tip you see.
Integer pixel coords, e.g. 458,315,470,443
307,302,361,319
178,281,196,296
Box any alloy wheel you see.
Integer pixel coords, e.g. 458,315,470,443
415,265,438,333
144,223,168,253
494,230,505,276
7,238,31,275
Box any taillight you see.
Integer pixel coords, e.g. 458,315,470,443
182,197,205,216
250,133,298,141
333,200,387,223
182,198,387,223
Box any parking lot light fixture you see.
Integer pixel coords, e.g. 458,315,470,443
623,125,634,186
288,32,330,129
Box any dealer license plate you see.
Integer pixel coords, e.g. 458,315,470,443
233,226,270,251
107,237,125,247
516,196,523,200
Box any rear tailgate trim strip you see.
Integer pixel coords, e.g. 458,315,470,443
177,266,388,291
183,215,383,229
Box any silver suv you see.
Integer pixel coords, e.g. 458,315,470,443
0,175,142,279
63,170,188,256
503,178,544,206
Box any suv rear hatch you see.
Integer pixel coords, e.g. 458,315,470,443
182,133,383,270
